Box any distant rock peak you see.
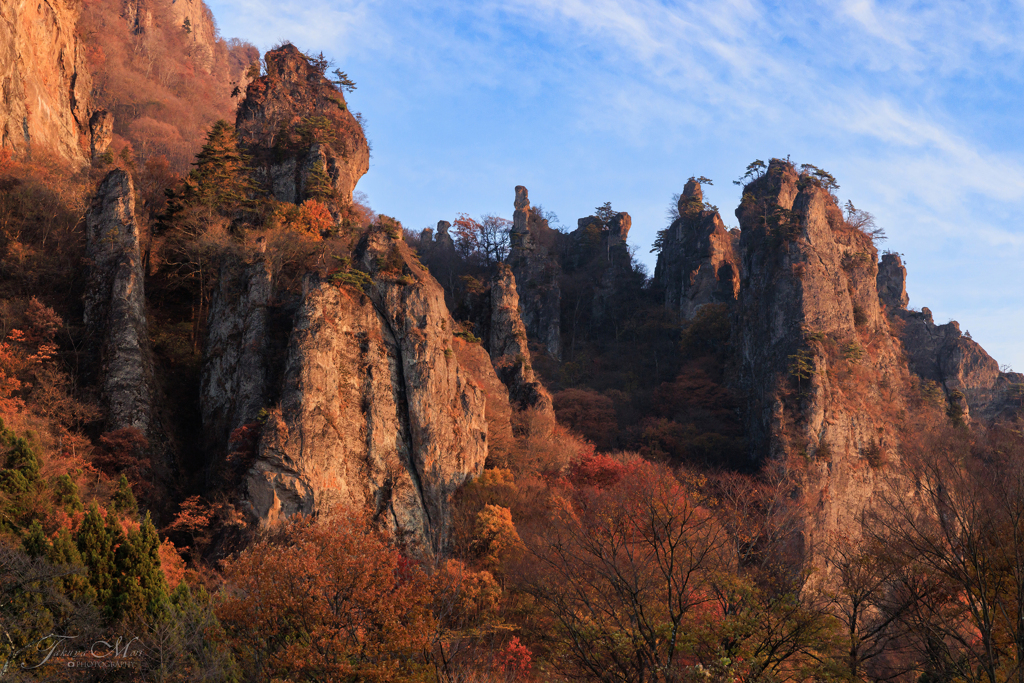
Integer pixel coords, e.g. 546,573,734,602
507,185,561,359
682,177,703,203
654,179,742,319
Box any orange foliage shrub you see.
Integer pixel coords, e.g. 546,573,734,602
159,537,187,589
552,388,618,450
217,510,435,681
566,451,626,489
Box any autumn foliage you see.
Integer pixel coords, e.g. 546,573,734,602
217,510,435,682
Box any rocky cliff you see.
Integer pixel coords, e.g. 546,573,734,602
121,0,217,71
199,226,490,555
568,211,637,325
732,159,913,555
236,44,369,208
83,170,154,434
878,252,1023,422
654,178,742,319
201,246,273,461
0,0,91,166
507,186,562,359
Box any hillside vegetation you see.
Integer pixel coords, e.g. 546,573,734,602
0,2,1021,681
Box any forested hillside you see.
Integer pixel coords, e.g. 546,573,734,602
0,0,1022,680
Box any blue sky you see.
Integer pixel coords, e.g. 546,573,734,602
206,0,1024,371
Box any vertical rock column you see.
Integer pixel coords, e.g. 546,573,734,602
244,229,488,557
84,170,153,435
507,185,562,359
490,263,554,421
733,159,910,562
652,178,741,319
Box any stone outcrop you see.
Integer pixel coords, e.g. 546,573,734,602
0,0,92,166
877,252,1022,422
201,246,273,460
452,337,514,466
241,228,487,555
733,159,911,557
507,186,561,359
434,220,455,253
236,44,369,207
653,178,742,319
876,252,909,310
83,170,153,434
570,211,637,324
489,264,554,422
89,110,114,161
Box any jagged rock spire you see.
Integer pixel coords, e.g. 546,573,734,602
490,264,555,424
84,170,154,435
507,185,561,359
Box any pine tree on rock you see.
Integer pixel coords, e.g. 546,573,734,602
183,120,255,212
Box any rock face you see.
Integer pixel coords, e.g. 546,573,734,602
83,170,153,434
239,228,487,555
654,179,742,319
507,186,561,359
167,0,217,70
567,211,637,325
452,337,514,466
876,252,909,310
120,0,217,71
733,159,911,556
0,0,92,166
433,220,455,253
89,110,114,161
489,264,554,421
877,252,1022,422
236,44,369,207
201,248,273,460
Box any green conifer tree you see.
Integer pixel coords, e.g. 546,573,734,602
181,120,256,212
113,512,168,619
0,420,41,494
48,527,97,603
22,519,49,558
111,474,138,517
304,157,335,202
75,504,115,610
52,474,83,513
